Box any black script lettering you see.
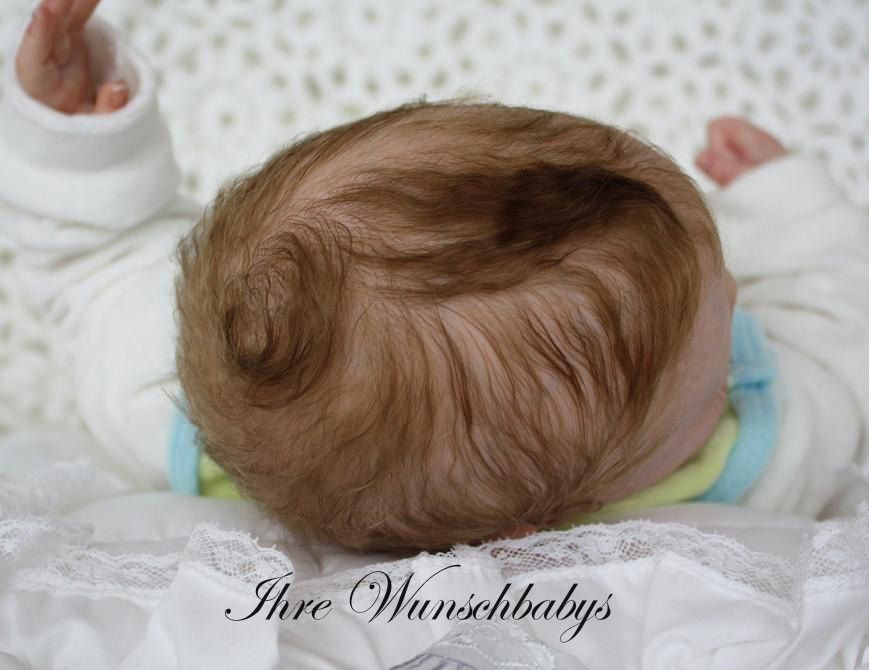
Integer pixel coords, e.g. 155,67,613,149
428,599,460,620
308,599,333,621
531,598,557,620
273,597,333,621
555,584,581,620
471,599,491,619
595,594,613,621
560,599,599,643
225,572,294,621
225,572,332,622
455,593,476,621
511,584,535,620
350,565,462,623
486,583,512,621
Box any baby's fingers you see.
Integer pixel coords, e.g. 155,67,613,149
15,4,59,94
45,0,75,66
707,117,787,166
69,0,101,33
695,148,746,188
93,80,128,114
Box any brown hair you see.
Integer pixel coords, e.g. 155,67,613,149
175,100,721,552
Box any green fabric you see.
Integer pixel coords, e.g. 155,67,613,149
198,452,243,500
197,406,741,520
556,404,740,528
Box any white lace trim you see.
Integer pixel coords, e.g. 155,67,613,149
0,462,294,604
2,461,867,611
291,507,869,607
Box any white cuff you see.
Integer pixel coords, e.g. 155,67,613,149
0,15,180,229
703,154,845,225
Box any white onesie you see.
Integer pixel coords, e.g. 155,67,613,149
2,17,868,515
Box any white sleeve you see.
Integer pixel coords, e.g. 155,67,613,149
0,16,201,489
704,154,869,516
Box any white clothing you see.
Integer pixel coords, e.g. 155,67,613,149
1,18,868,512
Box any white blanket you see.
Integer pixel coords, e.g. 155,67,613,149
2,1,869,667
1,428,868,668
1,5,868,516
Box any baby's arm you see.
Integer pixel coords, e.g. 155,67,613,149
0,1,200,487
699,119,869,516
1,0,188,316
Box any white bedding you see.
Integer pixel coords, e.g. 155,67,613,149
2,1,869,668
2,428,869,669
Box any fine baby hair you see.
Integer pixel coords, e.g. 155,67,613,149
174,100,721,552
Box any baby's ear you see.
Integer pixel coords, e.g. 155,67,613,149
494,162,669,250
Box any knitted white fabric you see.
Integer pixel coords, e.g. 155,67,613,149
1,0,868,430
1,3,869,667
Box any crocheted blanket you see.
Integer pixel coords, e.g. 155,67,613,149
1,2,868,667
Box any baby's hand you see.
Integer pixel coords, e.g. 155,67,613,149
15,0,127,114
695,117,789,187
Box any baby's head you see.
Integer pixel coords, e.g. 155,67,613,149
175,101,734,552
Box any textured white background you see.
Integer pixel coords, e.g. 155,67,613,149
1,0,868,430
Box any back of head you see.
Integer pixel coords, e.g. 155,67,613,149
175,101,721,552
